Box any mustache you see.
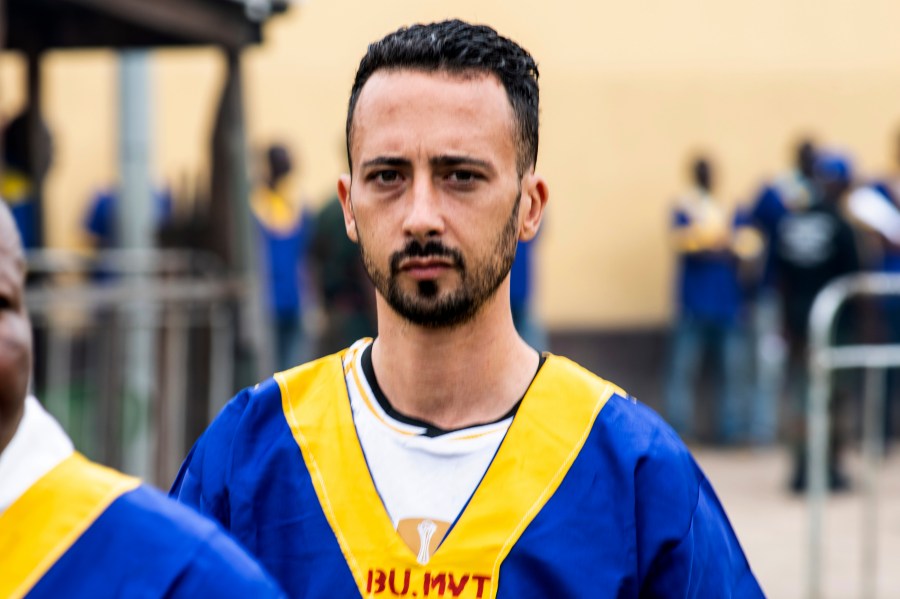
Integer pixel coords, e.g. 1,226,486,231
390,240,465,275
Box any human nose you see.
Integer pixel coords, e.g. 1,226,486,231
402,177,445,241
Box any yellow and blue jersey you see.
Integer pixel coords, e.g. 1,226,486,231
672,193,748,323
171,348,763,598
251,185,314,317
0,453,284,599
1,168,39,248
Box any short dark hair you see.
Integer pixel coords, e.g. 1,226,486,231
346,19,540,176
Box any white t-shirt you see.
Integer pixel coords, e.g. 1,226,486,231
0,396,74,515
343,339,515,564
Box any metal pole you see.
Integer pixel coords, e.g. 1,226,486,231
119,50,156,479
861,367,885,599
208,302,235,422
807,349,830,599
806,272,900,598
159,307,189,487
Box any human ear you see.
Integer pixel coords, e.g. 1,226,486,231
518,173,549,241
337,174,359,243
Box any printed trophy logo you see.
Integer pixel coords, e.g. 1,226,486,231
417,519,437,564
397,518,451,564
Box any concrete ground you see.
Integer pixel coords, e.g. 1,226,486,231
694,446,900,599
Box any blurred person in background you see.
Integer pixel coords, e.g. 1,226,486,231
751,140,818,243
83,186,173,252
251,143,315,370
172,20,763,597
0,202,285,599
664,155,755,444
772,151,860,492
1,111,51,250
745,139,819,445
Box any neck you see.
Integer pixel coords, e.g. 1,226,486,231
371,288,540,430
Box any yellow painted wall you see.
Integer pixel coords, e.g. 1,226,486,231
4,1,900,328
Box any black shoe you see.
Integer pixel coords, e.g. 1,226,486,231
788,468,806,494
788,467,851,494
828,469,851,492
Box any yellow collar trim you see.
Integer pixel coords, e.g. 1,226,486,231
0,453,139,599
278,352,617,598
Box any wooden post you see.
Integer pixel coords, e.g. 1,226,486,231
25,49,47,247
209,47,272,386
0,0,6,182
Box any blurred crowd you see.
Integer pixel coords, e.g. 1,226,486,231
665,134,900,491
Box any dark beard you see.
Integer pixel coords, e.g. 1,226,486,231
358,195,520,329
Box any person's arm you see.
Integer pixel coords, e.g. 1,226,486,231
164,525,287,599
169,388,254,527
846,186,900,245
636,428,764,597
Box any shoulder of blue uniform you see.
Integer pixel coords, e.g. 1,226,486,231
548,353,688,456
545,353,640,409
587,383,759,594
169,379,272,510
106,484,285,597
119,484,223,538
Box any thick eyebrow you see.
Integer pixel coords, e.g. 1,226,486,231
360,157,411,170
430,155,495,173
360,155,496,173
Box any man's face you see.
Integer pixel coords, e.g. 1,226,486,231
339,70,532,328
0,211,31,414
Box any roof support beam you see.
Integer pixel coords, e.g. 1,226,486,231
58,0,260,48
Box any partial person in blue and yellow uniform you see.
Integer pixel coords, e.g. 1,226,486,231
1,112,51,249
0,202,285,599
172,20,764,598
664,155,760,444
252,143,315,370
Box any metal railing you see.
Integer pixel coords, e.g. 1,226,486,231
807,272,900,599
25,249,253,487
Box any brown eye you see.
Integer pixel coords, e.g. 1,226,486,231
375,170,401,183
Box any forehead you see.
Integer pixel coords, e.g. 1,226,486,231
351,69,517,163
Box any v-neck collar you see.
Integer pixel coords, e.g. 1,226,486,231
357,341,542,438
